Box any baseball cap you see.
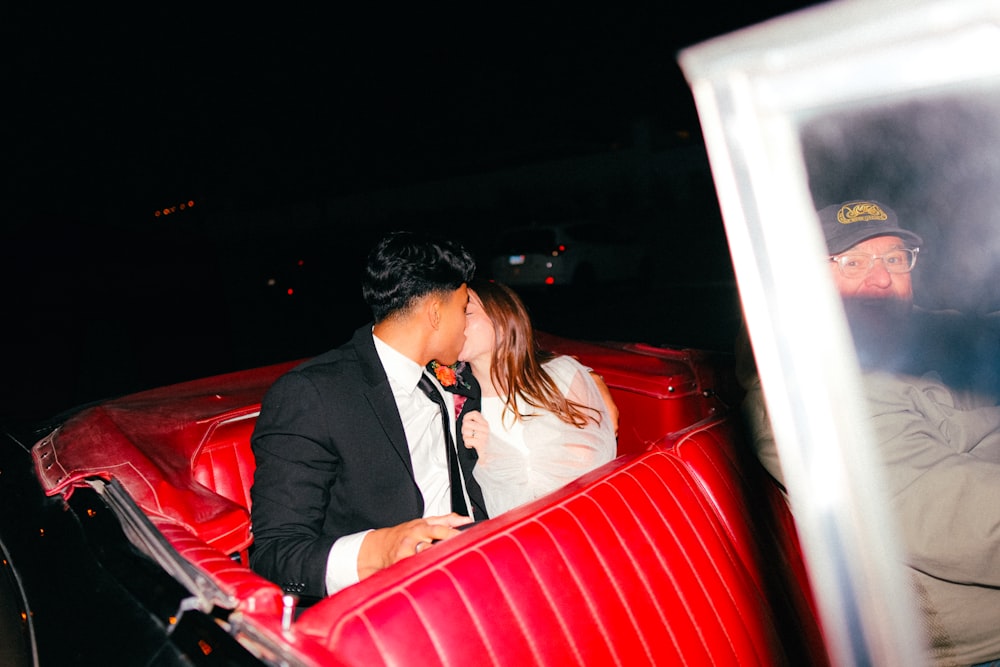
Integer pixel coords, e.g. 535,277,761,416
818,200,923,255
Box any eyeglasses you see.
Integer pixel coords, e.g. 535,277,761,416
829,247,919,279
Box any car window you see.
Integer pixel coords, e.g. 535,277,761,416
679,1,1000,665
801,89,1000,316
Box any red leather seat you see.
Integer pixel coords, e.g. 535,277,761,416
191,417,258,514
293,428,824,666
668,416,829,666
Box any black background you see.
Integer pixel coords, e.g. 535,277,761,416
3,3,820,421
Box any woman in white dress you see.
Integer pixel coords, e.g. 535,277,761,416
456,281,618,516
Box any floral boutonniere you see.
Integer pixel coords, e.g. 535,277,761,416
427,360,473,394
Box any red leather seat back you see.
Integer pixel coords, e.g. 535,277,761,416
669,416,829,666
609,384,704,456
191,417,258,513
189,416,258,559
294,447,806,666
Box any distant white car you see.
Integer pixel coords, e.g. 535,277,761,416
488,222,651,287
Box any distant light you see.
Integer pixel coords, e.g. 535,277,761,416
545,276,555,285
297,259,305,267
152,198,197,219
287,288,294,296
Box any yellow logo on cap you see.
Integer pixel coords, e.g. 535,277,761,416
837,202,888,224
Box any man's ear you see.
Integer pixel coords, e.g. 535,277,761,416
426,296,442,329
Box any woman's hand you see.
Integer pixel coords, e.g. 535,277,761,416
460,410,490,453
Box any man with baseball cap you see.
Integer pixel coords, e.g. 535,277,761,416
736,199,1000,666
737,198,926,486
819,200,923,367
820,199,924,252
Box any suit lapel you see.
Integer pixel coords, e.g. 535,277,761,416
354,326,417,478
451,373,490,520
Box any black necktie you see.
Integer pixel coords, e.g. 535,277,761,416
417,373,469,516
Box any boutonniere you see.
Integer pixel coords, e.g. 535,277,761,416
427,360,473,393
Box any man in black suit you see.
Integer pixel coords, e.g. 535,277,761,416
249,230,488,600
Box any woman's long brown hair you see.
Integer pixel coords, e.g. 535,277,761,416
472,280,600,428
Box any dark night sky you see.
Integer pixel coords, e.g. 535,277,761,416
5,3,820,227
4,3,822,421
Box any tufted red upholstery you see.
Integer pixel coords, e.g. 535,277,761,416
151,516,284,616
191,417,258,515
668,417,829,666
35,346,825,666
292,419,827,666
536,331,735,457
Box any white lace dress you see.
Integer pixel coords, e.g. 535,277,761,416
472,355,617,516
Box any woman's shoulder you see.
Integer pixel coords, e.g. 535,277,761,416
541,355,591,385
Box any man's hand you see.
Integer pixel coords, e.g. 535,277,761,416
357,513,473,580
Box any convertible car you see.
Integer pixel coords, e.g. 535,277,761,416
1,329,829,666
5,0,997,665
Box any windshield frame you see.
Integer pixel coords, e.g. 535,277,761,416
679,1,1000,664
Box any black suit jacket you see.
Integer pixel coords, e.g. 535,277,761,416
249,324,487,600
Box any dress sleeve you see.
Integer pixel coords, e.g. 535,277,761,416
473,356,618,515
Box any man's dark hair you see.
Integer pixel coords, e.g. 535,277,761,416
362,230,476,322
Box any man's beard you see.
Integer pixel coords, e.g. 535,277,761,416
841,295,913,369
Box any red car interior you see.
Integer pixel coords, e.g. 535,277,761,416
31,334,828,666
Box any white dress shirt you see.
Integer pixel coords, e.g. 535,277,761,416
325,333,457,594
